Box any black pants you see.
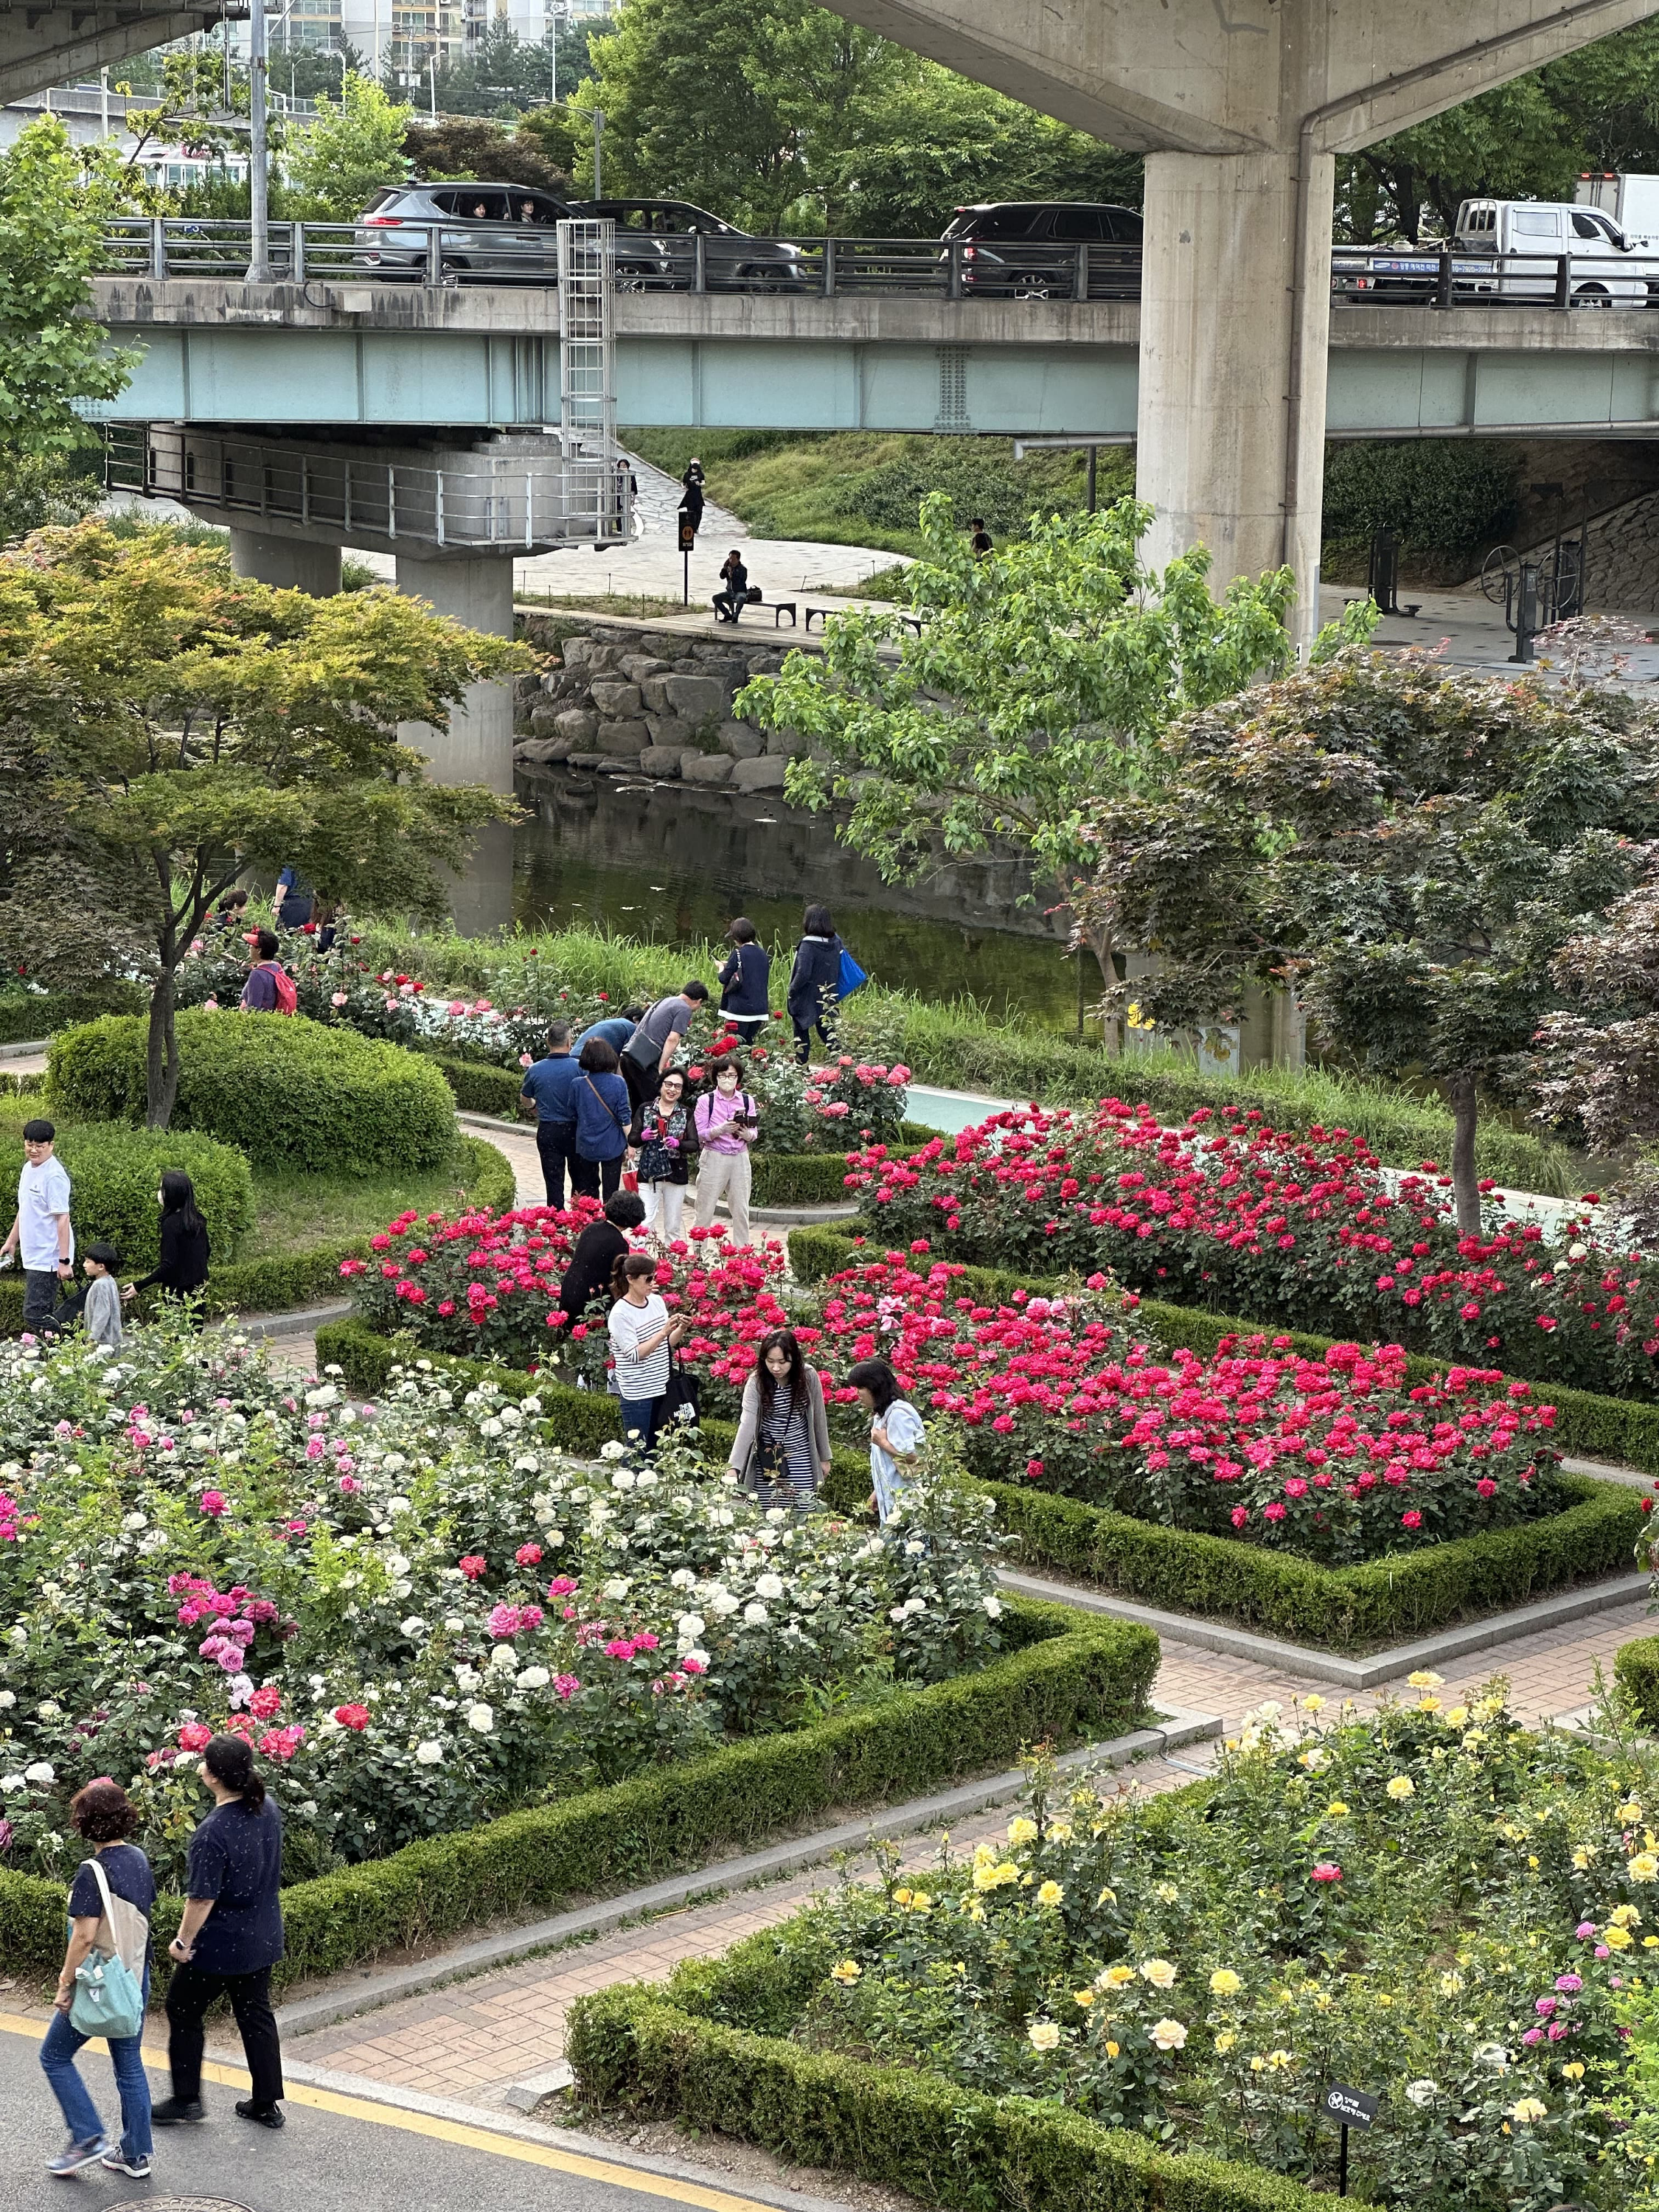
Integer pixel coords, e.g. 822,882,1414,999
621,1054,660,1112
793,1012,836,1064
535,1119,580,1210
166,1960,283,2107
712,590,745,623
571,1153,624,1203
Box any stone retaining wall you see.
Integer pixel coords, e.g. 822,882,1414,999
512,613,819,795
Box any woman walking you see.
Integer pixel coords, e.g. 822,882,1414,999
122,1170,210,1313
41,1781,155,2178
153,1734,285,2132
606,1251,688,1450
717,919,772,1046
572,1036,633,1203
692,1057,759,1248
847,1357,925,1524
726,1329,832,1509
786,905,842,1065
633,1068,694,1246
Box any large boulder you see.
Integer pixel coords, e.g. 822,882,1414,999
513,736,570,765
639,745,684,776
717,719,765,760
765,726,810,757
619,653,670,682
644,714,698,752
529,704,563,737
589,680,643,717
729,754,788,793
555,709,599,746
680,751,734,787
560,636,597,667
596,718,651,757
663,673,728,723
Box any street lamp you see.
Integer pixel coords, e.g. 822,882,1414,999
547,0,571,104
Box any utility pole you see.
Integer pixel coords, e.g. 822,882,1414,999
592,104,603,197
100,65,110,138
429,50,438,116
247,0,274,283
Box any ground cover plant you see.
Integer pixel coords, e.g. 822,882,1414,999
572,1691,1659,2212
0,1314,1008,1893
848,1101,1652,1402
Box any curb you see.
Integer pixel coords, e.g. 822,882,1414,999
276,1708,1220,2043
240,1300,352,1340
996,1568,1651,1691
0,1037,46,1061
276,2057,857,2212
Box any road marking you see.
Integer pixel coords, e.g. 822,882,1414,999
1,2011,780,2212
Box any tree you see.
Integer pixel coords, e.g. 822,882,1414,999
1073,651,1659,1231
428,26,598,119
403,117,568,192
285,73,412,220
737,494,1329,994
0,523,524,1127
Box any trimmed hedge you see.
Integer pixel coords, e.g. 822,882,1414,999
566,1969,1342,2212
48,1012,457,1175
0,988,144,1044
434,1054,521,1117
0,1121,254,1273
0,1596,1158,1983
1615,1635,1659,1727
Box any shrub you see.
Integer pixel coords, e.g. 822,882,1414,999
0,987,145,1044
0,1122,253,1273
1615,1635,1659,1726
432,1054,521,1117
48,1012,457,1175
751,1153,861,1206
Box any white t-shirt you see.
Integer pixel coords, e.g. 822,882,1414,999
608,1293,670,1401
17,1155,72,1272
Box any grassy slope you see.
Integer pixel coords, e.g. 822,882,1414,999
625,428,1135,556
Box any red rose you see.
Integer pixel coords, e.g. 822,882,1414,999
333,1704,372,1731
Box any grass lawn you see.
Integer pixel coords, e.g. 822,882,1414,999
237,1143,511,1261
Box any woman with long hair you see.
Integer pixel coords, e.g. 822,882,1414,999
122,1169,210,1312
40,1780,156,2177
153,1733,286,2132
726,1329,832,1506
633,1066,694,1246
786,903,842,1064
692,1055,759,1248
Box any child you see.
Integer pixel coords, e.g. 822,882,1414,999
78,1244,123,1349
846,1357,925,1524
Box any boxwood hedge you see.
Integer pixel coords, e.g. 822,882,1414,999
1615,1635,1659,1727
0,1596,1158,1984
48,1012,457,1176
566,1953,1343,2212
0,1121,254,1273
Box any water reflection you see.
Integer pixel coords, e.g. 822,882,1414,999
508,766,1085,1028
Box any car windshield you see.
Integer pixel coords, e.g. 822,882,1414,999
942,206,1039,242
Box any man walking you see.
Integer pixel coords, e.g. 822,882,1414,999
520,1021,582,1209
712,549,749,624
1,1119,73,1332
620,982,709,1110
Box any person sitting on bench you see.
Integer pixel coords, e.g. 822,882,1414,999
713,549,750,624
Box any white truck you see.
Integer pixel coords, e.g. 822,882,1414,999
1575,171,1659,239
1331,184,1659,306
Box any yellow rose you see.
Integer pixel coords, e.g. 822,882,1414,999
1572,1847,1596,1871
1007,1816,1038,1846
910,1892,933,1913
1209,1968,1243,1997
1214,2030,1238,2053
1385,1775,1415,1802
1027,2020,1061,2053
1445,1705,1469,1728
1630,1854,1659,1885
1037,1880,1065,1907
1618,1800,1644,1823
1104,2039,1121,2059
1562,2062,1585,2081
1611,1904,1642,1927
1302,1694,1326,1713
1096,1885,1118,1907
1508,2098,1547,2125
1528,1855,1540,1870
1605,1924,1634,1950
893,1888,912,1906
1325,1801,1350,1818
1099,1964,1137,1990
1074,1989,1096,2008
1407,1669,1444,1689
830,1960,862,1985
1141,1958,1178,1989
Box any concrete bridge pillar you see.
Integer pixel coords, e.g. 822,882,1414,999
818,0,1659,650
392,553,517,796
229,529,342,597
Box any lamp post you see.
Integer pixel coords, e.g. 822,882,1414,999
247,0,274,283
592,102,603,196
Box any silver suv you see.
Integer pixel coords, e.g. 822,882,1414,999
355,182,571,281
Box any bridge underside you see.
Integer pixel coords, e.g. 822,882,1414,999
0,3,234,104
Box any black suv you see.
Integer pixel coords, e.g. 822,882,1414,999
355,181,571,280
940,202,1143,298
574,198,808,291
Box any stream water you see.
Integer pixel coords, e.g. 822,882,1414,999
511,765,1088,1029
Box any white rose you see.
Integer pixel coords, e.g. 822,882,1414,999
455,1666,481,1692
305,1385,338,1408
518,1666,550,1690
490,1645,519,1672
983,1596,1003,1618
23,1761,55,1785
611,1471,637,1492
599,1440,627,1461
444,1615,467,1632
670,1569,696,1590
414,1740,444,1765
602,1578,631,1600
709,1591,740,1617
36,1701,60,1722
479,1418,504,1439
743,1601,769,1625
122,1512,148,1531
754,1573,785,1601
0,1691,13,1709
0,1773,25,1792
675,1613,706,1641
465,1703,495,1733
1405,2080,1438,2108
400,1617,426,1638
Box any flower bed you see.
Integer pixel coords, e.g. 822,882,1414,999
569,1692,1659,2212
848,1104,1653,1403
0,1313,1021,1902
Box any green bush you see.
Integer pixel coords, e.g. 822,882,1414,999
0,1122,254,1274
1615,1635,1659,1726
431,1054,522,1118
0,987,145,1044
1321,439,1518,574
48,1012,457,1175
751,1152,861,1207
0,1596,1158,1982
566,1974,1340,2212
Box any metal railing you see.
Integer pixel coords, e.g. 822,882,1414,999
96,219,1659,308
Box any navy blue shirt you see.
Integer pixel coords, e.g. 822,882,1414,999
69,1843,156,1976
574,1017,636,1057
521,1051,581,1124
186,1798,285,1973
720,942,771,1019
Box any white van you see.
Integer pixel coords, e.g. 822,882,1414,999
1453,197,1652,304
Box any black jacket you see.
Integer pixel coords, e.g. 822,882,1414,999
719,942,771,1018
133,1213,211,1295
557,1220,629,1324
787,933,841,1028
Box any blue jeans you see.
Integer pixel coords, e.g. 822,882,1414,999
41,1978,153,2159
618,1396,660,1450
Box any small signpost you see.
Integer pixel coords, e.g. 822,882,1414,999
1322,2083,1379,2198
678,505,698,605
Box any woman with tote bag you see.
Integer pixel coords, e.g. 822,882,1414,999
41,1780,156,2177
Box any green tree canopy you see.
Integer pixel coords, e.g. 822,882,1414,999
285,73,413,220
1074,652,1659,1228
0,523,524,1125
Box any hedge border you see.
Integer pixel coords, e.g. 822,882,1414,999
1615,1635,1659,1727
0,1135,517,1335
566,1967,1343,2212
0,1596,1158,1985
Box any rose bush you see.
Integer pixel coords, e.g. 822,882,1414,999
765,1688,1659,2211
0,1315,1004,1891
847,1102,1657,1401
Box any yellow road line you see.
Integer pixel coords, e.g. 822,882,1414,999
0,2010,782,2212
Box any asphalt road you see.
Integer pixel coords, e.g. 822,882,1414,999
0,2014,791,2212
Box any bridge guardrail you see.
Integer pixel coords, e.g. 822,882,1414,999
97,221,1659,308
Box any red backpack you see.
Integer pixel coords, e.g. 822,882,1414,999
263,962,298,1016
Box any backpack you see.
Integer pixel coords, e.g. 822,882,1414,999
260,962,298,1016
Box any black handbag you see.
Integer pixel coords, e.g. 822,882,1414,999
661,1354,701,1432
